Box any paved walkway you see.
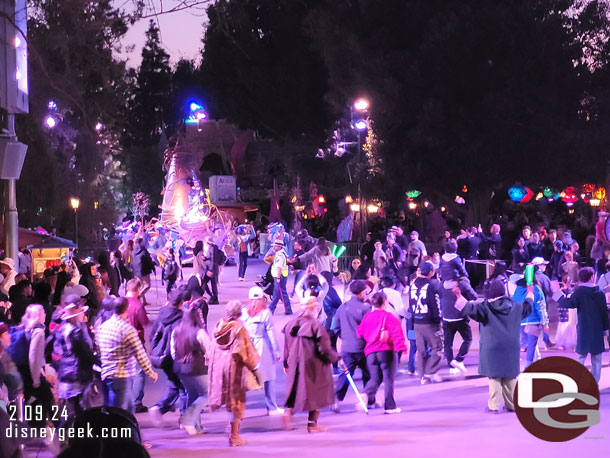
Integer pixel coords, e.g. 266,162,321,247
28,258,610,457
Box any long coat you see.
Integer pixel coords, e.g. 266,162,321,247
241,308,279,381
207,319,260,420
558,285,610,355
282,314,339,412
462,296,532,379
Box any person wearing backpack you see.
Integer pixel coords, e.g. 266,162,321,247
162,249,179,295
54,296,97,422
10,304,54,428
356,292,406,414
171,305,211,436
148,287,185,427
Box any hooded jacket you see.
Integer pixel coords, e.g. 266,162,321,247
207,319,260,418
440,278,477,321
459,295,533,378
557,285,609,354
409,277,442,325
514,283,548,326
439,253,468,282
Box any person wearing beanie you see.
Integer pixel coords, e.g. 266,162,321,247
331,280,371,411
208,300,262,446
452,279,534,413
408,262,443,384
282,297,340,432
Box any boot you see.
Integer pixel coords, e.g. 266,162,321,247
282,410,294,430
229,421,247,447
306,410,325,433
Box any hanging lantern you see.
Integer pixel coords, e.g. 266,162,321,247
561,186,578,205
462,185,468,193
582,183,595,194
508,184,527,202
406,190,421,199
521,187,535,203
594,187,606,200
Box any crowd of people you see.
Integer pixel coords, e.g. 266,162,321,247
0,213,609,455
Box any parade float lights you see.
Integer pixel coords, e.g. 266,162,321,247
186,102,207,124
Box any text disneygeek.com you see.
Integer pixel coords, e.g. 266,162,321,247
5,423,133,442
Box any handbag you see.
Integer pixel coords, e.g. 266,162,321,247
378,314,391,345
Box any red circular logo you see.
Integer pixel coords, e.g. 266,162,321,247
514,356,600,442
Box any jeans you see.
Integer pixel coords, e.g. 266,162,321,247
407,339,417,373
180,374,208,428
443,320,472,365
364,351,397,410
269,276,292,314
264,380,280,411
578,353,603,383
103,376,134,413
156,359,186,415
335,351,370,401
525,332,540,368
132,365,146,408
238,251,248,278
415,323,443,376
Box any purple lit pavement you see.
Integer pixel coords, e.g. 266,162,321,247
31,259,610,457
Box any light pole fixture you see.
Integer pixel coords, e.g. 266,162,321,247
354,98,370,111
70,197,80,247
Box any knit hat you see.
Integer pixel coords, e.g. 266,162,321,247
486,279,506,300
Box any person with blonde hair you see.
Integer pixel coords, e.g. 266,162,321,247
11,304,54,427
282,296,340,433
208,300,262,446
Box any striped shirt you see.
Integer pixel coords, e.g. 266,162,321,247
97,314,154,380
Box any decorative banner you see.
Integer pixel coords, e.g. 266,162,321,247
521,187,535,203
336,212,354,242
508,184,527,202
594,187,606,200
561,186,578,205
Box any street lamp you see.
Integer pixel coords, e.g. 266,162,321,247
354,98,370,111
70,197,80,247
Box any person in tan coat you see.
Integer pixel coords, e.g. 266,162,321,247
207,300,262,446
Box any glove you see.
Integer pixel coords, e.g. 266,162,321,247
252,368,264,386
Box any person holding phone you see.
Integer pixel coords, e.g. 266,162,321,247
512,268,549,369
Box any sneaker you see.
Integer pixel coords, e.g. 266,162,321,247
268,408,285,416
183,425,198,436
450,360,467,372
366,402,382,410
420,377,430,385
485,407,500,415
384,408,402,414
449,368,461,375
148,406,163,427
406,370,416,376
330,402,340,413
430,374,443,383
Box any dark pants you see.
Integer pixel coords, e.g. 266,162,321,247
166,278,176,295
335,351,370,401
415,323,443,376
203,271,218,302
291,270,305,296
18,364,55,427
156,359,186,415
60,394,84,428
443,319,472,365
269,276,291,314
238,251,248,278
364,350,397,410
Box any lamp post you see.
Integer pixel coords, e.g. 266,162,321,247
70,197,80,248
352,98,369,243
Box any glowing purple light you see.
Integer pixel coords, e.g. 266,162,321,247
45,116,56,128
354,120,367,131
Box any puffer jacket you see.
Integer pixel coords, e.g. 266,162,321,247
513,283,548,326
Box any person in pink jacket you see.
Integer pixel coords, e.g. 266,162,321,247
357,292,407,414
